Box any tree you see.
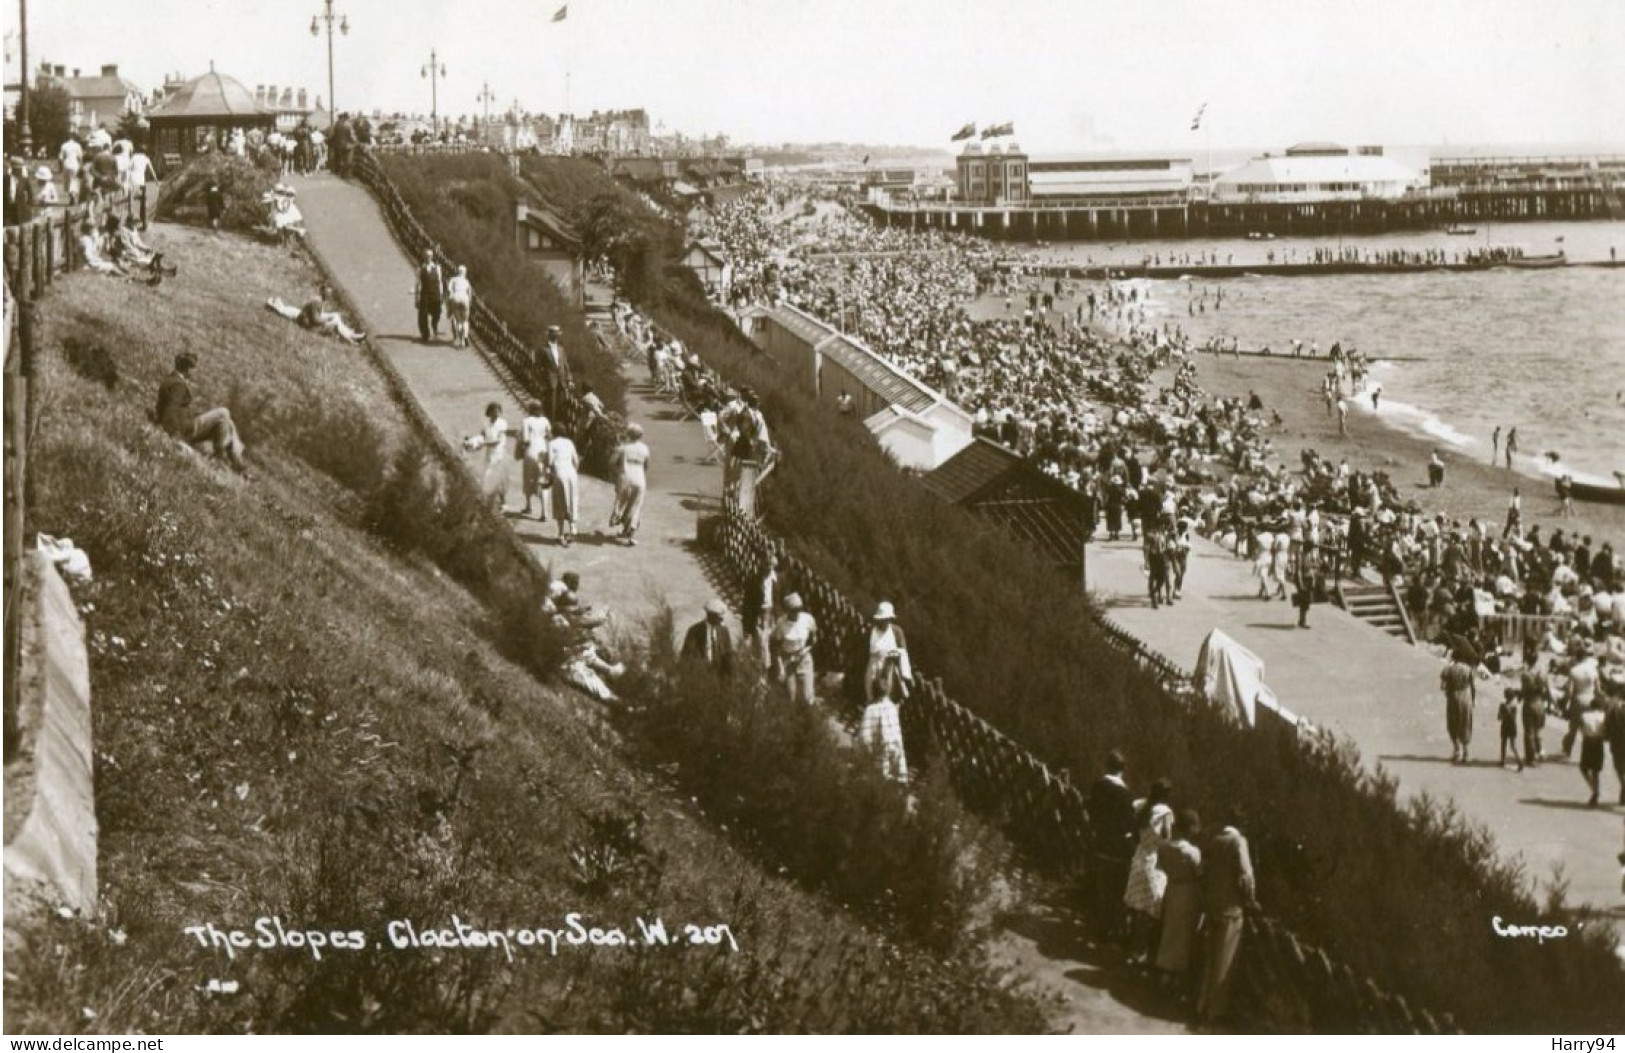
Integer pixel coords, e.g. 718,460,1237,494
115,109,149,151
28,82,71,155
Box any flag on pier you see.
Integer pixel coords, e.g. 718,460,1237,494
1190,102,1207,131
980,121,1014,139
950,122,977,141
551,4,568,21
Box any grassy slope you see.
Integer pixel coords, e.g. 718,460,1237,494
4,225,1046,1034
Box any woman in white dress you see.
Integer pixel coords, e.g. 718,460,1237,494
859,654,909,783
519,402,551,519
864,601,912,702
609,423,651,546
468,401,510,513
547,428,581,546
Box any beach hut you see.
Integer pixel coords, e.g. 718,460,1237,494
147,67,276,173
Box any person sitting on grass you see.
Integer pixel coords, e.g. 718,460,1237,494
106,213,176,275
155,352,247,472
78,219,164,283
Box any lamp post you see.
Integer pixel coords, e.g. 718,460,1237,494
16,0,31,154
421,50,446,137
309,0,349,123
475,82,496,140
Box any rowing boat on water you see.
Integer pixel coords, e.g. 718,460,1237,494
1504,252,1566,270
1559,473,1625,506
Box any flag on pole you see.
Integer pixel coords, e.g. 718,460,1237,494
980,121,1014,139
950,122,977,142
552,4,568,21
1190,103,1207,132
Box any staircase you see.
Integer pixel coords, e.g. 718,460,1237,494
1335,580,1416,644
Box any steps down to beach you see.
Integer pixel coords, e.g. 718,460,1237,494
1336,581,1415,643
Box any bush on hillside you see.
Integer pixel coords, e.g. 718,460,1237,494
460,159,1625,1032
617,610,998,954
155,154,276,233
374,153,625,413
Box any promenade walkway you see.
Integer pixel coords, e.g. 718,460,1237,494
289,171,1190,1034
292,172,721,629
1089,534,1624,917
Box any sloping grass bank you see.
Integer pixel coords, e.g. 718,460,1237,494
2,226,1046,1034
398,155,1625,1032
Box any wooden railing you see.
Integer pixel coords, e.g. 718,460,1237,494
2,195,133,761
348,148,620,469
712,498,1455,1033
2,193,136,296
3,273,25,761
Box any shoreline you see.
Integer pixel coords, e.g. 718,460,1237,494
1186,352,1625,547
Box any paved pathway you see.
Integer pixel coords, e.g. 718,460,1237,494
1090,534,1624,917
292,171,1194,1032
293,172,722,631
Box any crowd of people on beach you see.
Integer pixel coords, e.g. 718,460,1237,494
699,184,1625,803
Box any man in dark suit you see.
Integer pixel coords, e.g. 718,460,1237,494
1197,810,1258,1026
740,554,778,668
681,600,735,678
1085,749,1137,946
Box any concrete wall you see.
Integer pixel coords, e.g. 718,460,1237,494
3,553,97,919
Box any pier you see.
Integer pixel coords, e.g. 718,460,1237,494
867,186,1625,242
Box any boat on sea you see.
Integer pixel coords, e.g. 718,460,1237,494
1504,252,1566,270
1443,224,1477,235
1559,472,1625,506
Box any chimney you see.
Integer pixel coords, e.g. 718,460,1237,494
101,64,118,77
280,88,293,108
73,68,81,78
298,88,307,110
55,64,66,77
256,85,265,104
266,85,277,109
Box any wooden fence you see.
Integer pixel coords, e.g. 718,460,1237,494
714,499,1454,1033
2,195,133,762
3,274,25,761
349,149,619,468
3,194,136,297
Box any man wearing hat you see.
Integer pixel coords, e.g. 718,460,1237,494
681,599,735,678
414,252,445,343
771,592,818,704
542,325,569,418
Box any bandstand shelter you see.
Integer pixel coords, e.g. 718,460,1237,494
147,68,276,172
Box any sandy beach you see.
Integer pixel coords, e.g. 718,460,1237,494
967,286,1625,549
1187,350,1625,546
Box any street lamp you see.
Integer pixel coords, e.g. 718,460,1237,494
310,0,349,123
475,82,496,138
421,50,446,136
17,0,32,153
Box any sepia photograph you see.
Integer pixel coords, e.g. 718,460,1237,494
2,0,1623,1040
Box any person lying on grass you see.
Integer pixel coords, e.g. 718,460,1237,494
265,286,366,343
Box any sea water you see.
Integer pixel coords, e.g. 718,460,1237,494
1030,221,1625,482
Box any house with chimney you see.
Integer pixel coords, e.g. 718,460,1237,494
37,62,145,132
252,84,329,132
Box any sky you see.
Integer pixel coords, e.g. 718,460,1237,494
8,0,1625,152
